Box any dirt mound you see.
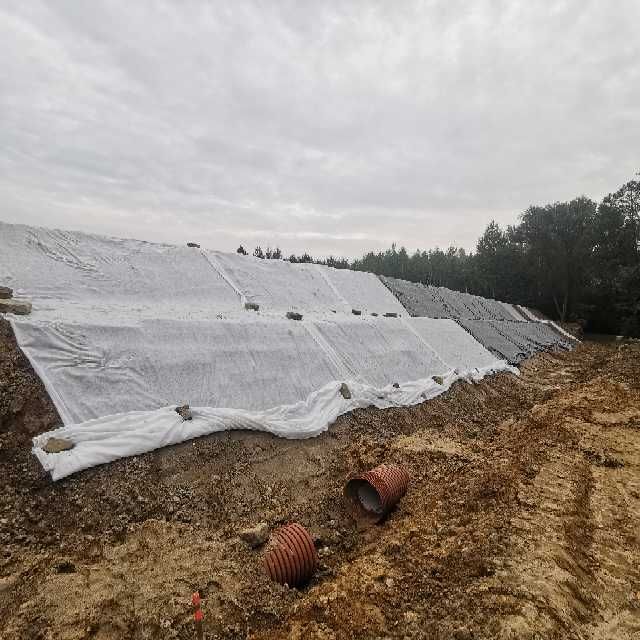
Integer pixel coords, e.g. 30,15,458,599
0,320,60,438
1,318,639,639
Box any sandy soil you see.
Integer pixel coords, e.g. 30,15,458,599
1,318,639,639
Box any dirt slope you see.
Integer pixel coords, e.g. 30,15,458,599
1,319,639,639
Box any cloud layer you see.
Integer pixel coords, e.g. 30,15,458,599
1,1,639,256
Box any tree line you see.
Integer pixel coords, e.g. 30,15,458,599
237,172,640,336
236,244,350,268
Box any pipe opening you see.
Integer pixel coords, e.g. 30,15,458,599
346,478,383,516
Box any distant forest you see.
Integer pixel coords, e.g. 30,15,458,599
237,172,640,336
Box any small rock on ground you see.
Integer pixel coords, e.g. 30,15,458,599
239,522,269,548
339,383,352,399
55,560,76,574
0,575,18,592
43,437,75,454
0,286,13,299
175,405,193,421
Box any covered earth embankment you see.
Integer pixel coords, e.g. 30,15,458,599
1,222,523,479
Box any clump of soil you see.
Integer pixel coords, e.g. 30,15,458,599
1,318,639,639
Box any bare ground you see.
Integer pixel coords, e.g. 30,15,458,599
1,318,639,639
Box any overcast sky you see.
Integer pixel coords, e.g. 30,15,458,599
1,2,639,257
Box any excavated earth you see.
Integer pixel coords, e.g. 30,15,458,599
1,318,639,639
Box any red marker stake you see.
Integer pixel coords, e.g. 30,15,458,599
192,592,203,640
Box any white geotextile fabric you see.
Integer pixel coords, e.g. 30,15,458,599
210,251,406,316
12,315,508,425
406,318,500,371
11,318,346,423
0,221,518,480
0,222,240,324
0,222,406,322
311,317,448,386
33,364,513,481
320,267,407,315
21,314,515,480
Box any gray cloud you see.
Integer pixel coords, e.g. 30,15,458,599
1,1,639,257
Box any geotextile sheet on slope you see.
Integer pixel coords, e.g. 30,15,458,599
321,266,407,316
311,317,448,386
1,222,517,480
502,303,529,321
28,315,514,480
457,320,574,364
13,314,505,425
0,222,241,323
380,275,521,321
508,320,578,351
0,222,407,322
407,318,500,372
32,364,510,481
11,318,346,423
380,276,450,318
212,252,406,316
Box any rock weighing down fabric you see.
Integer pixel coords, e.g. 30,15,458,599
0,222,518,480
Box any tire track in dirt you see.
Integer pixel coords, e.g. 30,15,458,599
499,376,640,640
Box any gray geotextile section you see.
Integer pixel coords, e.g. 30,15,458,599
457,320,574,364
379,276,450,317
380,276,518,321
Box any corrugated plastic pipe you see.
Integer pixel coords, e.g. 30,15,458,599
263,523,318,587
344,464,410,523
